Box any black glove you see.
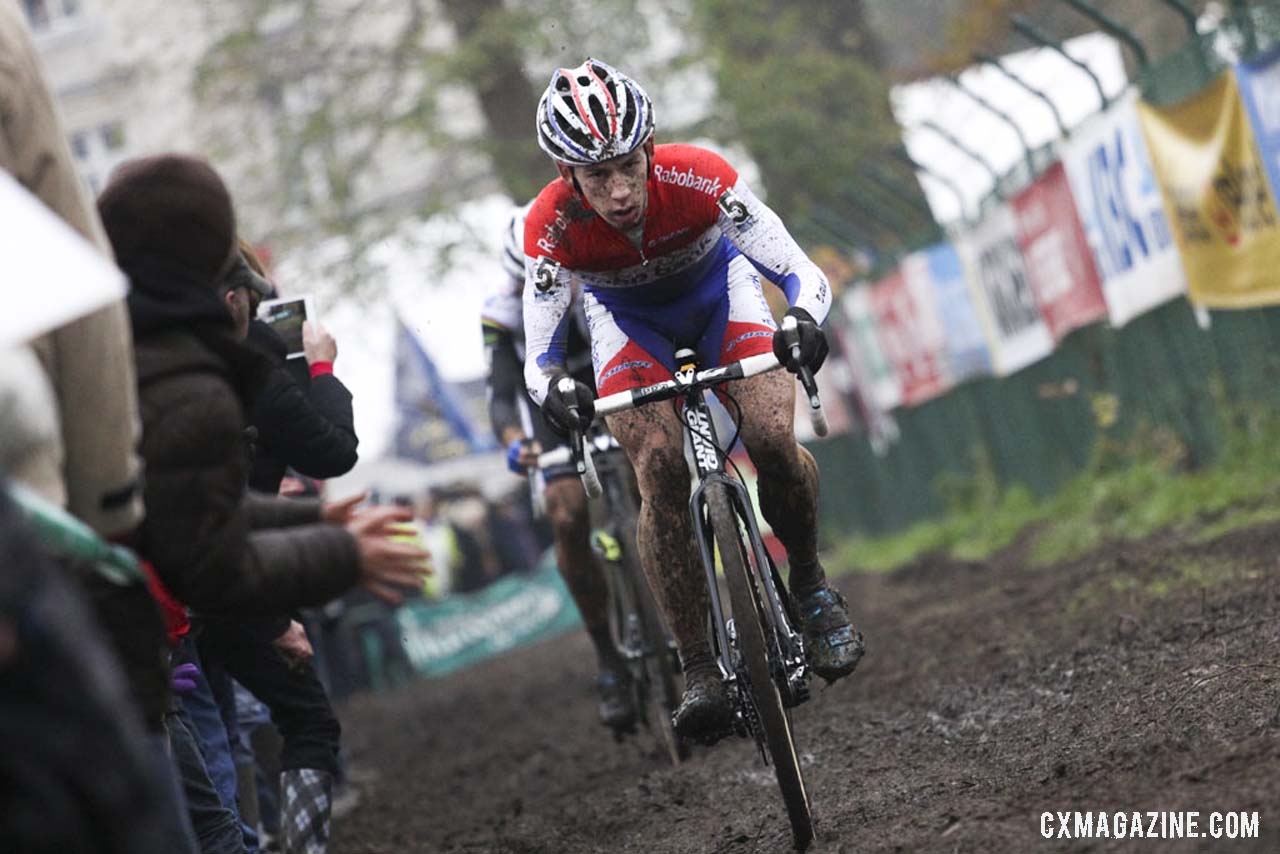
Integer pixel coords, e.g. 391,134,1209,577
772,307,828,374
542,376,596,437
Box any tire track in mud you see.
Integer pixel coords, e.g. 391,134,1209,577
335,523,1280,853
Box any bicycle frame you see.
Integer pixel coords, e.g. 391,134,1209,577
671,354,810,715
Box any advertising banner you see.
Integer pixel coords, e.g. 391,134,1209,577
1237,49,1280,211
868,269,950,407
958,204,1053,376
902,242,991,384
1011,162,1109,341
836,285,902,413
1141,68,1280,308
1060,92,1187,325
397,557,581,678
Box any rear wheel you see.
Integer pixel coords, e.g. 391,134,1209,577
706,484,814,851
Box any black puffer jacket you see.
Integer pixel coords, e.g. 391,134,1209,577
132,324,361,617
246,320,358,494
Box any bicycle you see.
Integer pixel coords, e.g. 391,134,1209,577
535,426,689,765
557,316,829,851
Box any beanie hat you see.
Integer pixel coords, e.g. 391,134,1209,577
97,154,237,287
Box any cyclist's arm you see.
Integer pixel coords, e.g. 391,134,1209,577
521,256,575,406
483,319,526,444
482,267,530,442
718,178,831,325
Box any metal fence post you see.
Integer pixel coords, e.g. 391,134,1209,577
917,119,1004,196
1056,0,1150,70
973,51,1069,138
1011,15,1110,110
946,74,1037,179
891,146,969,223
1153,0,1200,37
1231,0,1259,58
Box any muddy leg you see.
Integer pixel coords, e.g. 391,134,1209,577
731,370,824,592
606,404,709,663
542,476,621,669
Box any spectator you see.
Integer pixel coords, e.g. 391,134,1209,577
97,154,427,618
96,153,429,854
199,243,366,854
241,246,359,495
1,4,195,850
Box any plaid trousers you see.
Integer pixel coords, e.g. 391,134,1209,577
280,768,333,854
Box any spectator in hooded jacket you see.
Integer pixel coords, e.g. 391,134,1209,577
97,154,428,624
198,242,366,854
97,153,431,853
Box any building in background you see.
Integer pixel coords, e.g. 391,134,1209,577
21,0,487,257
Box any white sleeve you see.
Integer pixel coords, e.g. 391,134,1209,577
481,274,523,332
521,255,575,406
717,178,831,324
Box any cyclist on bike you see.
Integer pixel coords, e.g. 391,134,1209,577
522,59,864,743
483,202,638,732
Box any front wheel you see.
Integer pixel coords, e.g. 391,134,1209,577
706,484,814,851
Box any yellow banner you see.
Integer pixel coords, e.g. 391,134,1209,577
1137,71,1280,309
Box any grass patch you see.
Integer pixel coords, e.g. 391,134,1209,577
833,409,1280,574
1065,554,1254,616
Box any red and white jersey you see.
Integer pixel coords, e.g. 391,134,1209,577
521,144,830,403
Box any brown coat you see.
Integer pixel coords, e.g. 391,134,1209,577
133,326,361,616
0,1,143,537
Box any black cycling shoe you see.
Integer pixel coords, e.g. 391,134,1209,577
796,585,865,684
672,671,735,745
597,667,638,733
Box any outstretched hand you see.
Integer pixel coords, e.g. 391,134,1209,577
322,491,368,524
346,506,432,605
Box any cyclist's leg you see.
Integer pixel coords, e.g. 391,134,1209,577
716,257,863,681
585,290,709,665
532,406,615,660
541,475,614,661
587,282,736,737
604,405,705,659
732,369,821,580
705,252,821,577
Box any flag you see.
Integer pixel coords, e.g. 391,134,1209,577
393,317,496,463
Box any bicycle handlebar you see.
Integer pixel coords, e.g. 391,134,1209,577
554,376,603,498
541,328,828,498
592,329,828,438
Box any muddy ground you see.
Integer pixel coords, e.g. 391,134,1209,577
333,522,1280,853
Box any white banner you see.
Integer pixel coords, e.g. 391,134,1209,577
957,205,1053,376
1059,91,1187,326
839,285,902,413
901,243,991,384
0,171,126,349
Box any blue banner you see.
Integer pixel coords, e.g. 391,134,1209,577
913,243,991,383
393,317,496,463
1235,49,1280,219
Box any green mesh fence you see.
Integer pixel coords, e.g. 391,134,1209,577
808,4,1280,541
810,298,1262,539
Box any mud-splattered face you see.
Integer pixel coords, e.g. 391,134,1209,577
568,148,649,232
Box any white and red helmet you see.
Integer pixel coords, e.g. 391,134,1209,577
536,59,655,167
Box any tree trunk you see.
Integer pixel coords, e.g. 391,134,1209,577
438,0,556,202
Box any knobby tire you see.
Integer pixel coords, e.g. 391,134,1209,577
706,484,814,851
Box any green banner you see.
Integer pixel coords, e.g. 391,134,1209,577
395,555,581,678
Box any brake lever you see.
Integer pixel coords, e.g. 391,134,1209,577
780,316,829,437
557,376,603,498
